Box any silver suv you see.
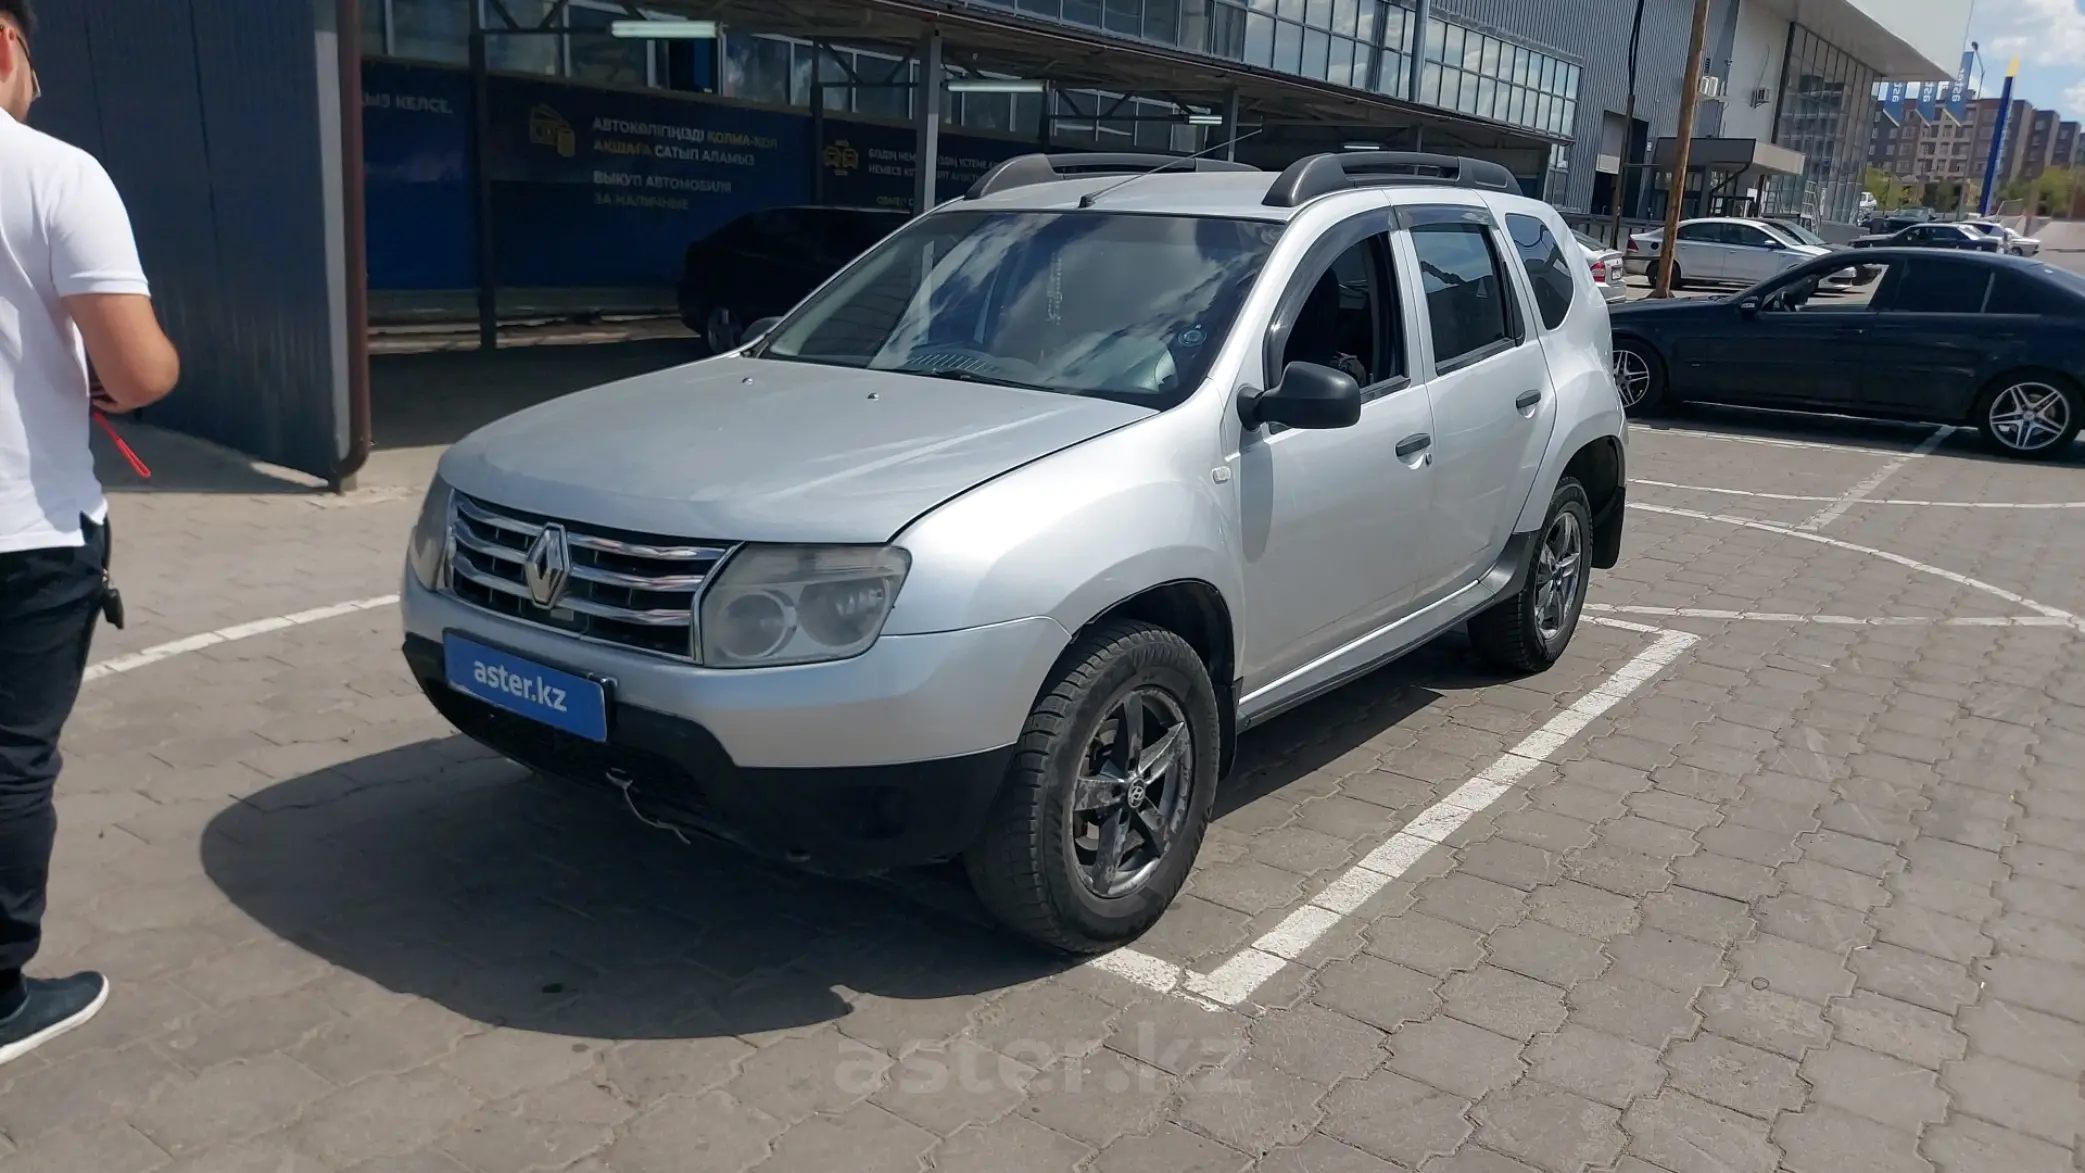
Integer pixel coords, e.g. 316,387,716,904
402,151,1629,952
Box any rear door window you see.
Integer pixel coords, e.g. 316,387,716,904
1411,221,1518,371
1880,259,1992,314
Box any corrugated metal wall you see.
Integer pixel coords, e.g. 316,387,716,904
1432,0,1742,210
27,0,349,482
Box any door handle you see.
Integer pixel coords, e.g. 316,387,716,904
1835,326,1867,337
1395,433,1432,459
1516,389,1542,411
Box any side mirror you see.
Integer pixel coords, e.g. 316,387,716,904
1240,362,1362,431
1737,296,1762,317
741,316,783,347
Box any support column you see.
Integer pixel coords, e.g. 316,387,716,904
810,49,826,205
913,31,943,215
1220,88,1240,159
1406,0,1430,105
468,17,498,352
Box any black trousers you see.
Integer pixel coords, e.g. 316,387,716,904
0,520,106,996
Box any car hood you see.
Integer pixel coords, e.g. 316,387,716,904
1609,297,1723,322
439,357,1155,544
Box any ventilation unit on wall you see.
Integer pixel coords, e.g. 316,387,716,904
1750,87,1771,108
1698,74,1726,101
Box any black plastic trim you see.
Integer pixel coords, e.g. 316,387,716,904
967,152,1260,199
1264,151,1518,207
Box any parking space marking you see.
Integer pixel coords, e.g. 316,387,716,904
1797,425,1954,530
1634,478,2085,509
1586,603,2073,627
1629,503,2083,627
1090,617,1698,1007
83,595,400,683
1628,424,1927,458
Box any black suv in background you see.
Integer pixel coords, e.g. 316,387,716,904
677,206,910,354
1851,222,2003,253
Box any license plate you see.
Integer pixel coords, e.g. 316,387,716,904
444,633,608,742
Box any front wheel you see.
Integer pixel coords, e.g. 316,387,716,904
704,305,743,355
1976,372,2081,460
1469,479,1594,674
964,622,1221,953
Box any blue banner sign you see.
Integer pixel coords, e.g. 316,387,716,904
361,60,1052,291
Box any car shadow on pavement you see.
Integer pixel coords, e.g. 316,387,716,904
196,634,1485,1044
1636,403,2085,467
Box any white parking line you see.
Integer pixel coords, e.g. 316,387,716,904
1586,603,2073,627
83,595,400,683
1628,502,2083,627
1797,426,1954,531
1629,425,1929,458
1088,617,1698,1007
1634,479,2085,509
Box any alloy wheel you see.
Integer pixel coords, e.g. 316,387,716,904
1987,381,2072,454
1068,687,1195,899
1534,510,1585,644
1612,348,1653,409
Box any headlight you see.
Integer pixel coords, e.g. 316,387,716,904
699,545,909,667
407,475,454,591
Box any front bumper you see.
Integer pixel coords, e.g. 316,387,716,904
405,633,1018,872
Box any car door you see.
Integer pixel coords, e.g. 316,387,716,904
1673,221,1726,281
1677,264,1869,408
1724,223,1789,284
1857,256,2002,419
1237,211,1438,692
1399,205,1557,603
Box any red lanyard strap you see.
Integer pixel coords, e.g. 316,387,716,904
93,410,152,479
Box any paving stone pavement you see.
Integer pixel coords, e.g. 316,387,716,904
5,409,2084,1172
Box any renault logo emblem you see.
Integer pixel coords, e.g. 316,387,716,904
521,524,571,609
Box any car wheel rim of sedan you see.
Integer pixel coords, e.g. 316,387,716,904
1068,687,1193,899
1534,510,1584,645
1612,350,1653,409
706,307,739,353
1988,382,2071,453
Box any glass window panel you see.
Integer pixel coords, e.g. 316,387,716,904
392,0,469,64
1211,1,1246,56
1563,63,1579,98
1304,29,1332,77
1146,0,1181,44
1378,51,1406,94
1248,0,1276,15
1329,0,1357,38
965,92,1013,131
1274,19,1303,72
1245,12,1275,64
791,42,816,104
1458,72,1481,114
362,0,387,52
485,0,559,74
1276,0,1303,22
1463,32,1484,72
821,47,851,110
1326,37,1356,87
1477,76,1497,120
568,4,650,88
855,56,910,120
1105,0,1143,35
726,35,793,104
1425,18,1447,62
1439,23,1463,66
1421,60,1442,104
1017,0,1060,16
1482,36,1503,77
1065,0,1103,26
1304,0,1329,29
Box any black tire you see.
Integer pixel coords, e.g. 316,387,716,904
1668,261,1685,292
964,621,1221,954
1974,370,2082,460
703,305,743,356
1469,478,1594,674
1612,339,1668,416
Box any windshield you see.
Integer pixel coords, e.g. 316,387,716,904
755,209,1283,408
1572,230,1612,253
1770,221,1826,247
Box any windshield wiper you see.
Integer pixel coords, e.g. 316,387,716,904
885,366,1056,393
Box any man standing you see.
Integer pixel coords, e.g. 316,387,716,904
0,0,181,1065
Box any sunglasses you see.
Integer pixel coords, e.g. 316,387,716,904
4,26,36,101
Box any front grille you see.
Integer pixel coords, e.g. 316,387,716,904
445,493,732,658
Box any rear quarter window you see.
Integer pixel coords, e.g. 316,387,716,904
1506,213,1576,331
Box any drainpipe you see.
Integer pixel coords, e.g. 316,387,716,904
1406,0,1430,104
332,0,373,491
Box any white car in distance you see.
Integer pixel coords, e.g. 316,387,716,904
1626,217,1843,289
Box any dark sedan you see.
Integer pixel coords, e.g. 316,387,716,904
1850,222,2003,252
677,206,910,354
1609,249,2085,459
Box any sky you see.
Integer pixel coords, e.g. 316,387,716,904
1965,0,2085,119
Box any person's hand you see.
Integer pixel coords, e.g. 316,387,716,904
87,369,124,414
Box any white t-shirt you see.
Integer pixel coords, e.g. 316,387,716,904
0,108,151,554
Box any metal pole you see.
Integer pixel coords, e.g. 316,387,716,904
913,31,943,215
1221,88,1240,160
1977,61,2018,216
1406,0,1430,104
1037,82,1053,149
1653,0,1712,299
1609,0,1645,249
810,53,825,205
468,19,498,350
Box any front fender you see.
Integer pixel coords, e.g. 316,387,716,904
884,411,1243,657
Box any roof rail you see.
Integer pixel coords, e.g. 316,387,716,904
1262,151,1518,207
966,152,1261,200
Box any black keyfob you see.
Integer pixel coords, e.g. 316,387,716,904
101,577,127,630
